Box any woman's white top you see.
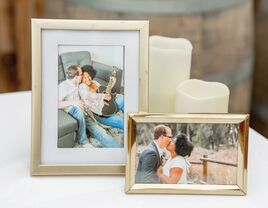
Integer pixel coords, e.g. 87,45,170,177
163,155,190,184
79,83,105,115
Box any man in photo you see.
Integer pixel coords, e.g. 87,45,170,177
135,125,173,183
58,65,93,148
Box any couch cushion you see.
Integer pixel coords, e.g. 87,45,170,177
58,132,75,148
92,61,123,94
58,109,78,138
60,51,93,74
58,55,66,84
94,78,108,88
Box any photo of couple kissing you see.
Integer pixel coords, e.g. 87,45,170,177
136,125,194,184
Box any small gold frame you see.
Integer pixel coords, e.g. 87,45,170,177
126,113,249,195
31,19,149,175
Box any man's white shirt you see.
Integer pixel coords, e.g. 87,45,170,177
153,140,163,158
58,79,80,112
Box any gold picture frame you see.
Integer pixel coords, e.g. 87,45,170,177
126,113,249,195
31,19,149,175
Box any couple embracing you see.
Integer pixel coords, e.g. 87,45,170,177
136,125,194,184
58,65,124,148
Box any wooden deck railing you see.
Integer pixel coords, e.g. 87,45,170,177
190,154,237,182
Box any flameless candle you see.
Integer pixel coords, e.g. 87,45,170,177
175,79,230,113
149,36,192,113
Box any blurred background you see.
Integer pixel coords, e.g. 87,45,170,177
0,0,267,137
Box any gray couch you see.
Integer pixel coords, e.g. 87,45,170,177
58,51,123,148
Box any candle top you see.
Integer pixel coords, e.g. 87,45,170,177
176,79,230,100
150,36,192,51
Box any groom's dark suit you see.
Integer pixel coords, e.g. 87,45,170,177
135,141,162,184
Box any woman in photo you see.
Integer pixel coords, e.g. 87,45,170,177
79,65,124,130
157,134,194,184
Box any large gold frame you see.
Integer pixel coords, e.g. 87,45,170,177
126,113,249,195
31,19,149,175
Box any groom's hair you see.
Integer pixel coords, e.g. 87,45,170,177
153,125,168,140
175,134,194,157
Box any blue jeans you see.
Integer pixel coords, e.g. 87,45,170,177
68,106,89,145
85,116,122,148
115,95,124,112
94,95,124,129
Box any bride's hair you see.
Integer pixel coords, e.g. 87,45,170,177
81,65,96,79
175,134,194,157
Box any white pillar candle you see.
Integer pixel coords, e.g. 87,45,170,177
149,36,192,113
175,79,230,113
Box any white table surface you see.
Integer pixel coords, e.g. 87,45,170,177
0,91,268,208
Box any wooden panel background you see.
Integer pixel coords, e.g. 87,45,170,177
43,0,254,113
0,0,44,92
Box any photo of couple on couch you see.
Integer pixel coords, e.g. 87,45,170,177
58,51,124,148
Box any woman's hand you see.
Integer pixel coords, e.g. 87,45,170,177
161,158,167,167
157,157,167,176
73,100,85,108
156,165,163,176
104,93,112,101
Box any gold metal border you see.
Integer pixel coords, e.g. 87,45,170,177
31,19,149,175
126,113,249,195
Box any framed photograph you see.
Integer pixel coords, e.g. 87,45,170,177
31,19,149,175
126,113,249,195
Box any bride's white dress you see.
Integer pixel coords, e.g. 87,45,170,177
162,155,190,184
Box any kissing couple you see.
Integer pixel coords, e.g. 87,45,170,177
135,125,194,184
